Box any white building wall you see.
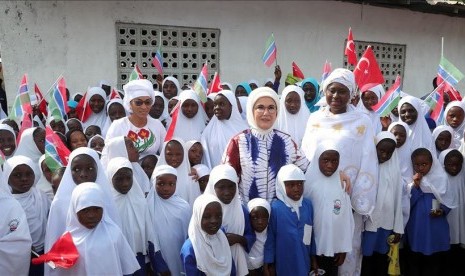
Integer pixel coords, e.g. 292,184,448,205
0,1,464,106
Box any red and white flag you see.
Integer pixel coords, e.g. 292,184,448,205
208,72,222,95
345,28,358,66
353,46,384,88
292,62,305,79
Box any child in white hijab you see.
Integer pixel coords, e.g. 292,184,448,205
247,198,271,274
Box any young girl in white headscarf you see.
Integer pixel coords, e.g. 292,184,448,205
14,127,45,163
147,165,191,276
432,125,459,157
169,90,207,142
204,164,255,276
180,194,234,276
107,157,169,275
275,85,311,147
247,198,271,275
201,90,248,168
81,87,107,129
62,182,140,275
444,101,465,141
0,124,16,158
4,155,50,275
102,98,126,137
264,164,316,276
304,142,353,276
37,154,54,200
357,83,385,134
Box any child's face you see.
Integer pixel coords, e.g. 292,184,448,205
213,95,232,121
188,143,203,166
446,106,465,128
124,138,140,162
249,206,269,233
156,174,177,199
8,164,35,194
214,179,236,204
51,170,64,194
77,206,103,229
198,175,209,193
89,95,105,114
361,91,378,111
108,103,126,122
150,97,165,119
400,103,418,125
165,141,184,168
71,154,98,184
69,131,88,151
90,137,105,153
201,201,222,235
181,99,199,119
0,130,16,157
140,156,157,179
285,91,301,115
412,154,433,175
444,153,463,176
33,128,46,154
41,160,53,183
318,150,339,177
163,80,178,100
376,139,396,164
112,168,133,194
302,82,316,102
67,120,83,132
205,98,214,119
435,131,452,152
168,99,178,115
50,120,66,135
390,125,407,148
284,181,304,201
85,126,101,140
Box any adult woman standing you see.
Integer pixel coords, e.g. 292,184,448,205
222,87,309,204
106,79,166,158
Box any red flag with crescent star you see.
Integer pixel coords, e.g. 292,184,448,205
353,46,384,88
208,72,222,95
345,28,357,66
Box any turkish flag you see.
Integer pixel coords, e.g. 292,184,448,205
208,72,222,94
353,46,385,88
34,83,48,116
75,91,92,123
345,28,357,66
292,62,305,79
32,232,79,269
110,88,121,99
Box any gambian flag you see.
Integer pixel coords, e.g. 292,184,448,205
152,47,164,75
262,33,277,67
48,78,69,121
9,74,32,120
45,126,71,172
372,75,402,117
193,63,208,103
32,232,79,269
129,64,144,81
321,60,332,84
438,56,464,87
430,89,445,124
165,102,180,142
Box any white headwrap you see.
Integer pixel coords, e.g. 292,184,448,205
322,68,356,98
87,134,105,153
246,198,270,269
146,164,191,276
303,142,354,256
0,124,16,158
4,155,50,252
357,84,385,134
14,127,42,163
444,101,465,140
102,98,126,136
221,82,233,91
188,194,232,275
246,87,280,134
154,90,170,122
36,155,54,200
275,85,311,147
204,164,248,276
432,125,460,152
276,164,305,219
123,79,155,113
193,164,210,179
201,90,248,168
65,182,140,275
82,87,108,129
171,90,207,142
162,76,181,98
238,96,248,121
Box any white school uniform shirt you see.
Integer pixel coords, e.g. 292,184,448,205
246,198,270,270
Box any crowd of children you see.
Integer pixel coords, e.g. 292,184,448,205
0,67,465,276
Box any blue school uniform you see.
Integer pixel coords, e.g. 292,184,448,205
406,187,451,255
264,198,316,276
240,204,256,253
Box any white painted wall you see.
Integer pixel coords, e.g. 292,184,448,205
0,1,464,107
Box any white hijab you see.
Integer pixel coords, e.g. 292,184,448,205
246,87,280,135
154,91,170,122
246,198,270,269
172,90,207,142
0,124,16,158
83,87,108,129
204,164,248,276
201,90,248,168
102,99,126,137
107,157,157,255
146,165,191,276
444,101,465,141
36,155,54,200
432,125,460,152
276,164,305,219
275,85,311,147
188,194,232,276
303,142,354,256
64,182,140,275
101,136,152,194
14,127,42,163
357,84,384,134
4,155,50,252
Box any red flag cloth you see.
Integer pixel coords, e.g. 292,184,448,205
46,126,71,166
34,83,48,116
353,46,385,88
165,102,180,142
208,72,222,95
110,88,121,99
437,75,462,101
345,28,358,66
16,111,33,145
75,92,92,123
292,62,305,79
32,232,79,269
56,77,70,114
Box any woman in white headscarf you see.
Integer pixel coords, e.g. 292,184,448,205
275,85,311,147
357,83,385,134
0,124,16,159
201,90,248,168
180,194,233,276
14,127,45,163
147,165,191,276
82,87,108,129
62,182,140,275
223,87,309,204
204,164,255,276
106,79,166,158
444,101,465,141
301,68,378,275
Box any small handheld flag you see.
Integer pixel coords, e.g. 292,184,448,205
152,47,164,75
45,126,71,172
34,83,48,116
292,62,305,79
110,88,121,99
437,56,464,87
430,89,445,124
129,64,144,81
193,63,208,103
48,77,69,121
208,72,222,95
32,232,79,269
345,28,358,66
262,33,277,67
353,46,384,88
9,74,32,120
321,60,332,84
165,102,180,142
372,75,402,117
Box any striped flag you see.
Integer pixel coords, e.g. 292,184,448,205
262,33,277,67
430,89,445,124
9,74,32,120
129,64,144,81
438,56,464,86
110,88,121,99
193,63,208,103
321,60,332,84
152,47,164,75
165,102,180,142
45,126,71,172
372,75,402,117
48,77,69,121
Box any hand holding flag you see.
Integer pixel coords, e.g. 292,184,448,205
32,232,79,269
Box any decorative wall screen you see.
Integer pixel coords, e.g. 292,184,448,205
116,22,220,90
343,40,406,90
